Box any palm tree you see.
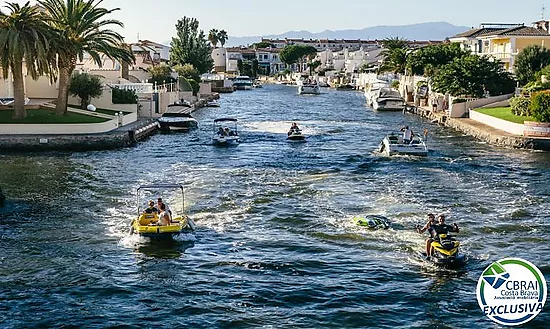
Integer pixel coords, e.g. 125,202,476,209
208,29,219,48
38,0,135,115
378,37,410,74
218,30,228,47
0,2,51,119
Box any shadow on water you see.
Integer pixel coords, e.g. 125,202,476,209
134,239,195,259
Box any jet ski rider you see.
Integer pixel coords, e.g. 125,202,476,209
417,214,459,257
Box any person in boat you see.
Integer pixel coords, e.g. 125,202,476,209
158,203,171,226
224,127,232,136
401,126,413,144
157,198,172,216
416,213,437,257
143,200,158,214
217,127,225,136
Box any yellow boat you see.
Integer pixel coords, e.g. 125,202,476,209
130,183,196,239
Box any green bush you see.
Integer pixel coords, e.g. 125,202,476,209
69,73,103,109
187,78,200,96
390,80,400,89
509,96,531,116
179,78,193,92
112,87,138,104
452,98,466,104
529,91,550,122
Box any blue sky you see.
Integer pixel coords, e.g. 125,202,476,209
5,0,549,42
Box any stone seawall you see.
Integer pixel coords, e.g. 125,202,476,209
0,119,158,152
405,105,550,151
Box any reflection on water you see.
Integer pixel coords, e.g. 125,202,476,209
0,85,549,328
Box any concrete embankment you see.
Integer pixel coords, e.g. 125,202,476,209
0,93,220,152
0,119,158,152
406,106,550,151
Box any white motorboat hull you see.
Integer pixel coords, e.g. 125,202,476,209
372,99,405,111
298,84,320,95
379,136,428,156
157,118,198,132
213,136,240,146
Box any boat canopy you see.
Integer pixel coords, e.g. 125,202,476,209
137,183,184,191
379,88,402,98
214,118,238,123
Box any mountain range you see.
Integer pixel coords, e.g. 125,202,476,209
226,22,471,47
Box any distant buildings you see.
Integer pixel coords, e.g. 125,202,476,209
211,38,442,75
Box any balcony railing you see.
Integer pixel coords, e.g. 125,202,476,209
109,83,154,93
109,82,178,93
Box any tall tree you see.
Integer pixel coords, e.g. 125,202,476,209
405,43,469,76
431,55,515,97
38,0,135,115
514,45,550,86
280,45,317,72
307,60,321,75
218,30,228,47
378,37,410,74
173,63,200,82
147,64,174,86
170,16,214,74
208,28,219,48
0,2,51,119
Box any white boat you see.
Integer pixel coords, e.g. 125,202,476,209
297,78,320,95
233,76,253,90
372,87,405,111
206,100,220,107
364,81,389,106
252,81,263,88
212,118,240,146
157,104,198,132
378,132,428,156
287,128,306,141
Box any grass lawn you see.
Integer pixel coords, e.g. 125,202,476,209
0,108,108,124
475,107,534,124
68,104,132,116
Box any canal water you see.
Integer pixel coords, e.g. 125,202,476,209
1,85,549,328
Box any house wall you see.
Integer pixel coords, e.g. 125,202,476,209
68,89,139,113
449,94,512,118
24,76,58,98
469,109,524,135
515,38,549,52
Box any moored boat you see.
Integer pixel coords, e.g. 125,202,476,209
206,100,220,107
130,183,196,239
364,80,390,106
157,103,198,132
233,76,253,90
372,87,405,111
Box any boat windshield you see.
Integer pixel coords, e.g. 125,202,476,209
379,88,401,98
